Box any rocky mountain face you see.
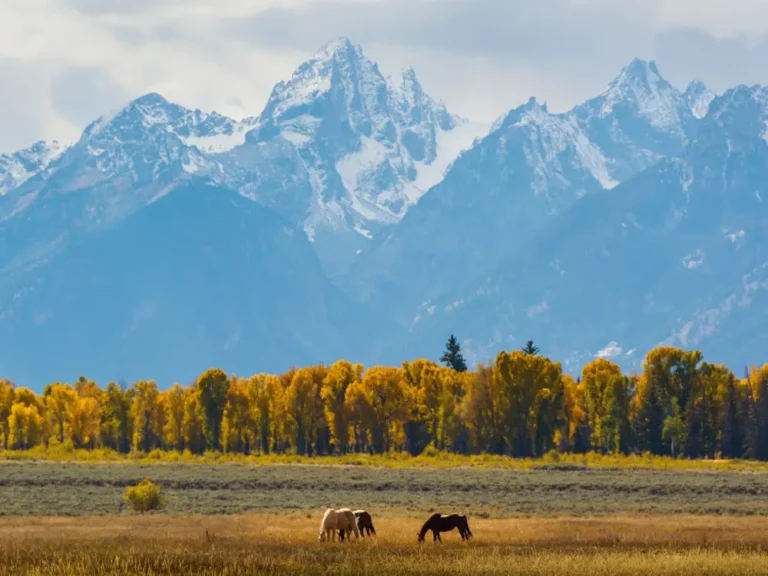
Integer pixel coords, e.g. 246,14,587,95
348,59,700,323
381,84,768,373
5,38,764,387
220,38,486,275
0,38,477,385
0,140,66,196
1,39,484,281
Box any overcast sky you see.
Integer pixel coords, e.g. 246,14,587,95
3,0,768,153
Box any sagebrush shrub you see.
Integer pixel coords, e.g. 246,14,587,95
123,479,167,513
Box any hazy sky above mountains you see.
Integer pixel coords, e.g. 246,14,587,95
3,0,768,152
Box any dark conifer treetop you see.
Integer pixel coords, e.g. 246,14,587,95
441,334,467,372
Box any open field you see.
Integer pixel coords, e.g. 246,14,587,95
2,460,768,517
3,461,768,574
2,514,768,575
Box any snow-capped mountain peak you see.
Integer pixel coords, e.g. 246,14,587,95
0,140,67,195
315,36,360,62
595,58,686,132
1,38,487,278
258,36,389,142
237,38,487,265
82,93,254,153
507,97,617,192
706,84,768,141
684,80,716,119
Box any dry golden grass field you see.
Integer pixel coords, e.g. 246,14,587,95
3,461,768,574
2,514,768,575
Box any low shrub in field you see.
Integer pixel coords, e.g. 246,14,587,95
123,479,167,513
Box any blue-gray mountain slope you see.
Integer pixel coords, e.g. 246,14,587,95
387,85,768,373
0,180,356,386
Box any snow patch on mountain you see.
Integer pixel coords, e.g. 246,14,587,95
402,118,489,203
668,261,768,348
0,141,67,195
684,80,716,119
596,59,685,134
184,120,258,153
237,37,487,256
512,100,618,192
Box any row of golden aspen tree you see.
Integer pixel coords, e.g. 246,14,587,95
2,346,768,459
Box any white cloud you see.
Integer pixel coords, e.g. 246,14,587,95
596,341,623,359
682,249,705,270
4,0,768,152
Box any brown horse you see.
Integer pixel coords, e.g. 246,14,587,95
339,510,376,541
354,510,376,537
417,513,473,543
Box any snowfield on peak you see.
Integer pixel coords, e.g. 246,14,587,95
402,117,489,204
183,119,259,153
216,38,489,272
685,80,717,120
595,59,686,133
0,141,67,195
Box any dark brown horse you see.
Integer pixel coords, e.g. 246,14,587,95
354,510,376,537
417,513,473,543
339,510,376,541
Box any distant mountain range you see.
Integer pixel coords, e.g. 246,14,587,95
2,38,767,387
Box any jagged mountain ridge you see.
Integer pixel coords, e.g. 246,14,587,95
225,38,487,273
0,38,485,277
6,41,759,387
348,59,706,324
382,84,768,373
0,93,259,279
0,37,480,386
0,140,66,196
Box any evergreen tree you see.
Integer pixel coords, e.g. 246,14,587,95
440,335,467,372
522,340,540,356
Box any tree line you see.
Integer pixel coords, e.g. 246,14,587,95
1,338,767,460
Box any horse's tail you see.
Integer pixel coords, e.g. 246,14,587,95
462,516,473,538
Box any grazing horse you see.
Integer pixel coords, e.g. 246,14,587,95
318,508,359,542
417,513,473,543
355,510,376,537
339,510,377,541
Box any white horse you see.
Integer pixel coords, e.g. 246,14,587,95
318,508,359,542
